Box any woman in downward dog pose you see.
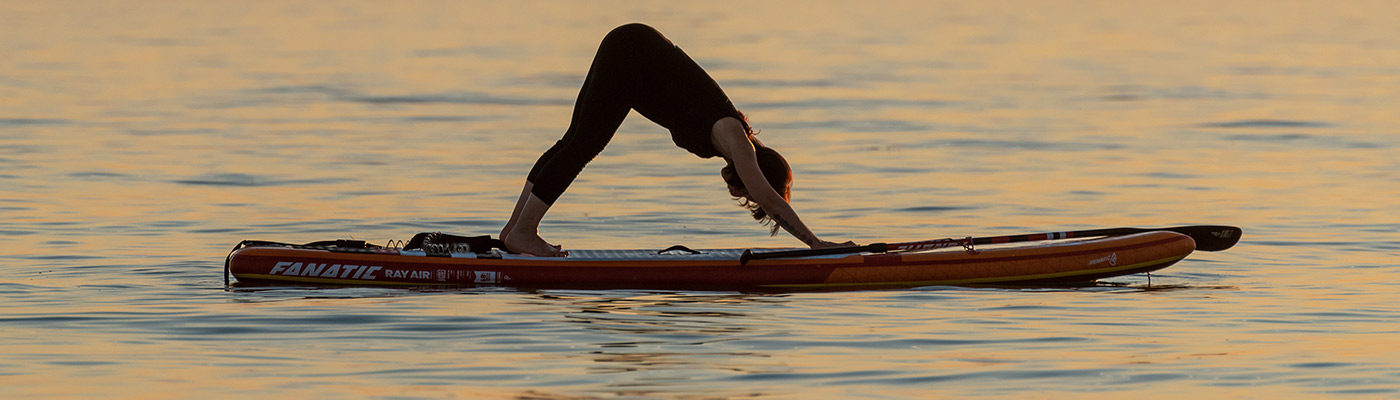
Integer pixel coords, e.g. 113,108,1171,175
501,23,852,256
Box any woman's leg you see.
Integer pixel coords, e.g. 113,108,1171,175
502,23,730,255
501,26,644,255
498,181,532,247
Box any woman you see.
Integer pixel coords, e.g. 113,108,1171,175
501,23,852,256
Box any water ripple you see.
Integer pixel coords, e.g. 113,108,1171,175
344,92,571,106
746,98,952,109
0,118,72,127
172,173,351,187
725,79,844,88
931,139,1126,151
1199,119,1333,129
764,119,933,132
894,206,976,213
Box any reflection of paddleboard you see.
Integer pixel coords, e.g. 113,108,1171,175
226,231,1194,290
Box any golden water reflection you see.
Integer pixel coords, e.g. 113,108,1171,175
2,1,1398,398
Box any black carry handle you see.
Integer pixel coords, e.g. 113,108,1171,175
740,243,889,265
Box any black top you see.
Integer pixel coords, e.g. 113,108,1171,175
666,101,743,159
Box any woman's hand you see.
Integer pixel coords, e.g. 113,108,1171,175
809,239,857,249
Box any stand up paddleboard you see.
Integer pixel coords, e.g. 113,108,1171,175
225,226,1240,290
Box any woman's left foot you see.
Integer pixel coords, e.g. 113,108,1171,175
502,229,565,257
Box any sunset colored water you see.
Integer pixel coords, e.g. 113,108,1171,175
2,1,1397,398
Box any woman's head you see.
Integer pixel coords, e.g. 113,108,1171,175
721,139,792,235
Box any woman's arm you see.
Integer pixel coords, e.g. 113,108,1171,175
710,118,851,249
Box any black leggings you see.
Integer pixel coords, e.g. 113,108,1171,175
526,23,738,205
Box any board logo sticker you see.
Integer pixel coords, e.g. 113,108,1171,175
270,261,382,280
1088,252,1118,267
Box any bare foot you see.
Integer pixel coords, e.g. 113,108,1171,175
502,230,565,257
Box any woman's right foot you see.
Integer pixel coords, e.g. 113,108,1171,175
500,186,564,256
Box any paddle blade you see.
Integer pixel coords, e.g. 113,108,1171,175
1167,225,1242,251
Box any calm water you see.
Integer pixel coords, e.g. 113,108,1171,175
3,1,1398,398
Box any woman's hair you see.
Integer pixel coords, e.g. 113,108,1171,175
721,137,792,235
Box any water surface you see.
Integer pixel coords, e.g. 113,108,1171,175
2,1,1397,398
